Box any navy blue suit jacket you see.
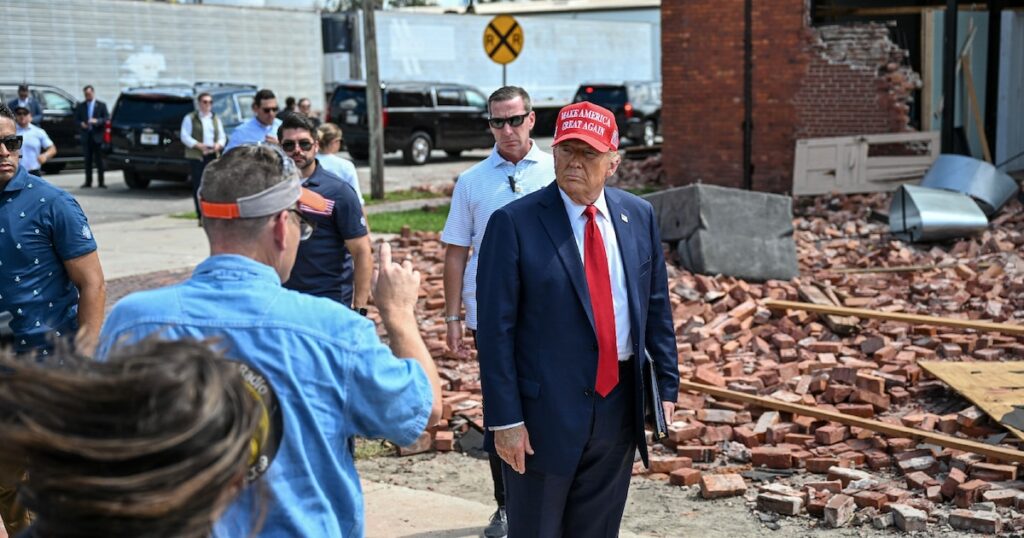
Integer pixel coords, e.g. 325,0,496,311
73,99,109,144
477,182,679,475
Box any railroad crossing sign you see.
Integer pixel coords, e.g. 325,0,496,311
483,15,523,65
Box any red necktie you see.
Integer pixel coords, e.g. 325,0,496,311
584,205,618,397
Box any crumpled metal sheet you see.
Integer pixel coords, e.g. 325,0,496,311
889,184,989,242
920,154,1020,216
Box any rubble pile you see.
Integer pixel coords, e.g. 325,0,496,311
375,192,1024,533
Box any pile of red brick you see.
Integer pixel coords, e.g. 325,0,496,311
378,192,1024,533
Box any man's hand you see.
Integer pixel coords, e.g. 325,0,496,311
445,320,467,357
662,401,675,422
264,135,279,145
372,242,420,321
494,424,534,474
37,154,47,165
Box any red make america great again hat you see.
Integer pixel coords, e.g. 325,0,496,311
553,101,619,152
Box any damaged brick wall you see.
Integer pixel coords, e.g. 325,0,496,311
794,23,921,139
661,0,921,193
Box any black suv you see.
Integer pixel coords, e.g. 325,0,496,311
327,81,493,165
0,83,82,173
572,82,662,147
104,82,256,189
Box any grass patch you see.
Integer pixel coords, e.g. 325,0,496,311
353,437,395,460
171,211,198,220
368,204,449,233
364,188,445,206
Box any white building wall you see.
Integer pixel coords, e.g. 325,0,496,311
2,0,324,109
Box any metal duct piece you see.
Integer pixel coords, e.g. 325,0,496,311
889,184,988,242
920,154,1020,215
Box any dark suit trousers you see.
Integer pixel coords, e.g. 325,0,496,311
471,329,507,508
502,359,636,538
81,133,105,186
189,154,217,217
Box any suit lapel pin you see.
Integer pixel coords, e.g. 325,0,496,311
620,213,628,223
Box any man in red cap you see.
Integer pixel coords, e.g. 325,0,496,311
476,102,679,536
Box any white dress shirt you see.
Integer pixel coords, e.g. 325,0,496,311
557,187,633,360
180,111,227,149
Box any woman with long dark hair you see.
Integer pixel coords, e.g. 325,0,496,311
0,339,273,538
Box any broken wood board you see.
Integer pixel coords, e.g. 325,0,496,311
792,131,940,196
918,361,1024,442
763,299,1024,337
797,284,859,335
830,261,993,275
679,380,1024,463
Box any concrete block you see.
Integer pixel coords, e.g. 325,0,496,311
757,493,804,516
645,184,798,281
949,509,1002,534
890,503,929,532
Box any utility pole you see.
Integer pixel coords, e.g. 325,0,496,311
363,0,385,200
940,0,958,153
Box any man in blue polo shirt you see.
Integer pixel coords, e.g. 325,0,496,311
0,102,105,356
0,101,106,536
278,114,372,311
224,88,282,153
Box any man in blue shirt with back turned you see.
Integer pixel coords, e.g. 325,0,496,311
98,144,441,537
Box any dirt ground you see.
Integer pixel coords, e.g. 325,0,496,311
356,450,977,537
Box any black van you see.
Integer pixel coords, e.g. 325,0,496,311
0,82,82,173
572,82,662,147
327,81,493,165
104,82,256,189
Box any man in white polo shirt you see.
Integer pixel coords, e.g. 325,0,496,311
441,86,554,538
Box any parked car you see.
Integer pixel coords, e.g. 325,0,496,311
327,81,493,165
572,82,662,147
0,82,82,173
104,82,256,189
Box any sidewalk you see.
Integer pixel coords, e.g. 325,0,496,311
363,481,650,538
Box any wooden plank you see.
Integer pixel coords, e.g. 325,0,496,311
962,53,994,163
764,299,1024,336
797,285,859,335
831,261,993,275
919,361,1024,441
679,380,1024,463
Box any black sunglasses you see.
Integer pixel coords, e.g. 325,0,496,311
0,135,23,152
287,209,316,241
199,99,213,104
261,107,279,114
281,139,314,153
487,113,529,129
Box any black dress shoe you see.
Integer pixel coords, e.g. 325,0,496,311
98,184,107,189
80,183,92,188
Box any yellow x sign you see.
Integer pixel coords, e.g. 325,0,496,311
483,15,524,66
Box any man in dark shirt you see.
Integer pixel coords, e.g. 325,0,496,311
277,114,371,312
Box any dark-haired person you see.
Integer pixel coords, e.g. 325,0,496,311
0,339,266,538
14,106,56,177
279,114,371,312
98,144,441,538
72,85,108,188
224,89,282,152
6,84,42,125
0,101,106,359
180,92,226,219
440,85,553,537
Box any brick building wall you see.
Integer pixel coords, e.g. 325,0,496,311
661,0,918,193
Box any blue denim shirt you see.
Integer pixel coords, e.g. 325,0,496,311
1,166,96,353
98,254,433,538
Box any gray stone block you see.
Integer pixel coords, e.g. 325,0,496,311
645,184,798,281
